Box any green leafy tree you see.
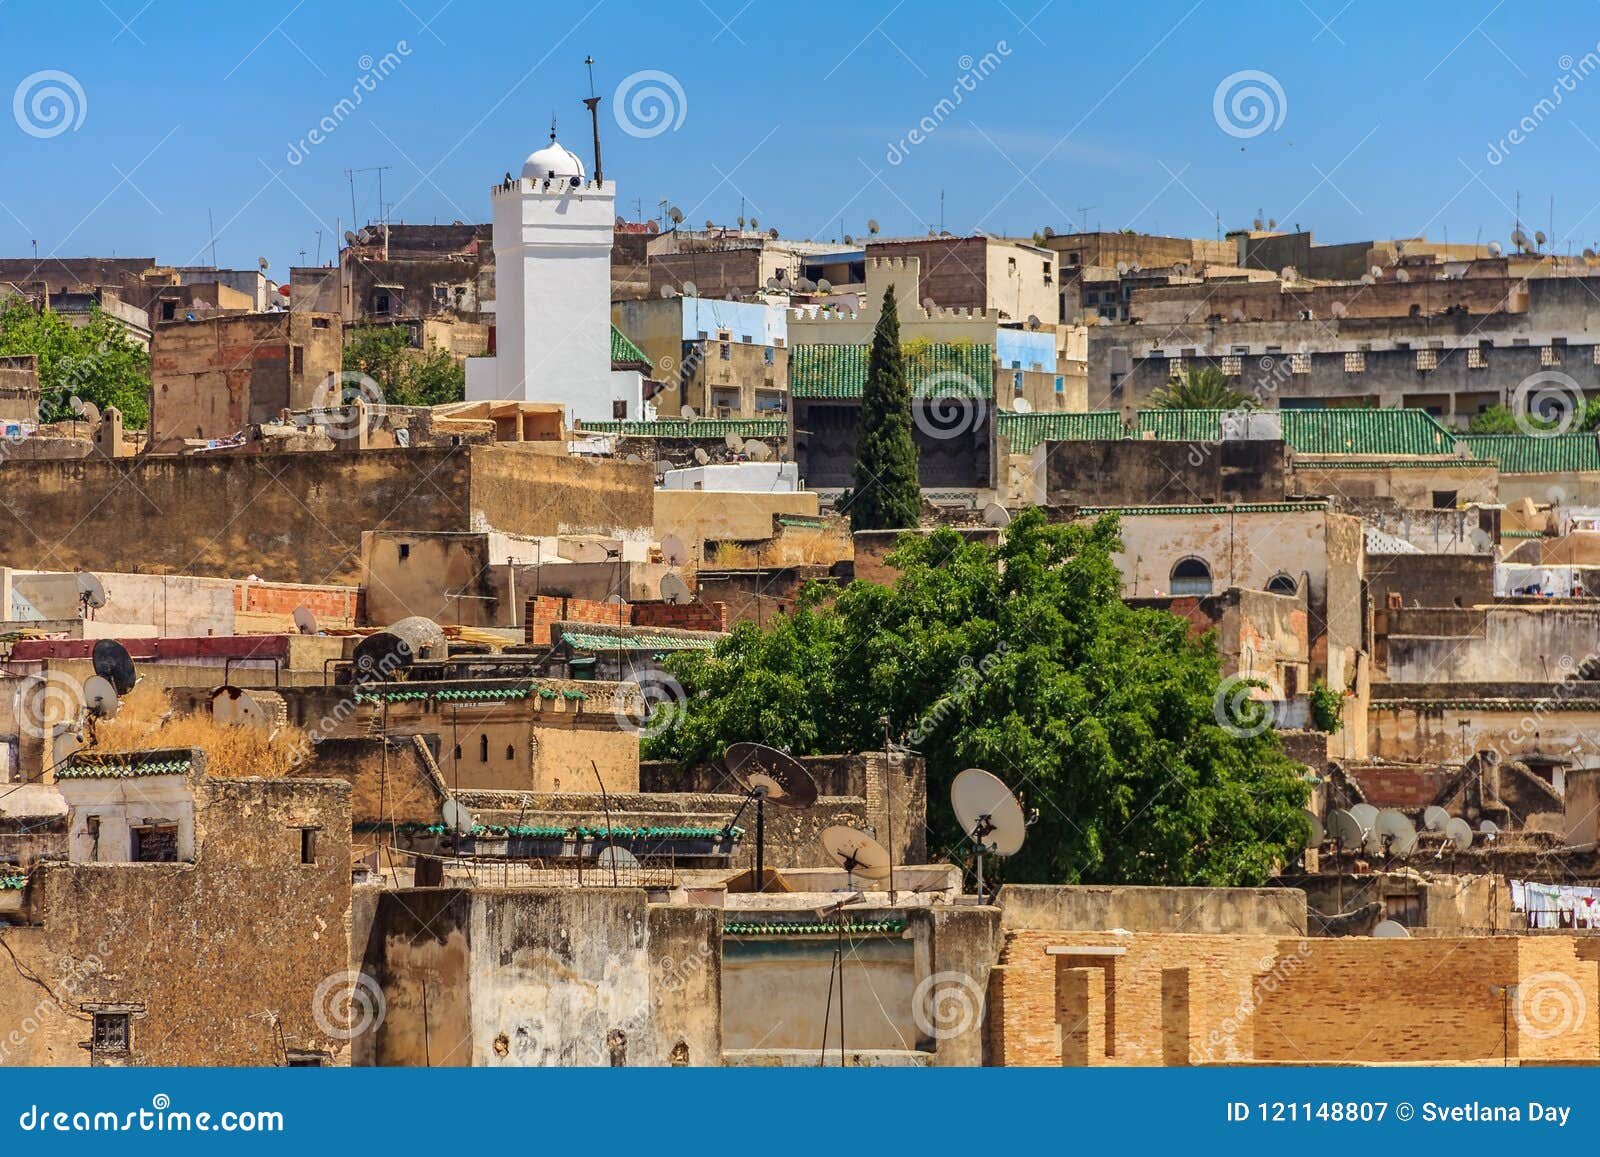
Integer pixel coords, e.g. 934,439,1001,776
845,285,920,531
343,325,465,408
0,298,150,426
1467,405,1521,434
1150,365,1253,411
647,508,1309,886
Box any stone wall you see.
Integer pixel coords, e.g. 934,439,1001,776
1033,438,1288,507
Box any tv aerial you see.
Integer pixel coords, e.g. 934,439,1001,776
821,825,890,889
722,742,819,892
91,639,137,696
951,767,1026,903
659,572,693,605
292,605,319,636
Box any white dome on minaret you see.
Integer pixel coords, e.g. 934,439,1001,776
521,127,585,181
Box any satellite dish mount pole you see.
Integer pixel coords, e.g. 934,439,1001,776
970,814,997,903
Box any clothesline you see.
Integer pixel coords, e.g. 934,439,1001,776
1510,879,1600,929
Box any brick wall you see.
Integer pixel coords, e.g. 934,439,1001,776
525,595,727,644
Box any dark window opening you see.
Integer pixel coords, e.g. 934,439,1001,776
161,301,176,321
132,825,178,863
92,1013,130,1054
1265,573,1298,596
300,828,318,865
505,744,515,760
291,346,305,375
1432,490,1458,510
398,543,411,561
479,735,489,762
1169,558,1213,597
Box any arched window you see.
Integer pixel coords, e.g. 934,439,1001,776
1169,557,1214,596
1266,573,1298,596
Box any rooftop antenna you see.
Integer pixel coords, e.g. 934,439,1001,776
207,208,218,268
722,743,819,892
582,55,604,185
950,768,1027,903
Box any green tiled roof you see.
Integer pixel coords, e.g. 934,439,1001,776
562,630,717,652
1462,434,1600,474
0,874,26,891
790,342,994,399
725,919,908,936
575,418,787,439
997,408,1464,457
56,758,192,780
610,324,650,365
399,822,741,840
354,687,533,705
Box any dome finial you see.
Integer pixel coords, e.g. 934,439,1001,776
549,113,557,143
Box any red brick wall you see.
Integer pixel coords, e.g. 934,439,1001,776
237,582,361,623
631,601,727,632
1353,766,1454,808
525,595,727,644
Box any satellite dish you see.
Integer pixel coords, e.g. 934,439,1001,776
867,218,880,235
765,277,781,290
1487,240,1503,257
693,447,710,465
668,206,684,224
682,280,698,297
1026,314,1041,330
1359,274,1375,285
1479,819,1500,836
704,219,714,230
605,593,627,605
76,572,107,610
1374,809,1418,856
82,675,119,719
293,605,319,635
659,572,693,605
1369,265,1383,278
821,825,891,882
1115,261,1128,275
1422,805,1450,832
1299,808,1323,847
660,534,689,566
596,844,640,870
1330,301,1347,318
817,278,832,292
724,432,745,452
1349,803,1379,832
1280,266,1298,282
69,395,84,415
1011,397,1033,414
659,285,675,299
344,230,359,246
564,541,610,564
441,797,476,837
1443,817,1474,851
842,234,853,244
1394,269,1410,283
746,440,772,461
1535,229,1548,248
210,685,275,729
725,287,741,301
982,502,1012,527
1328,808,1365,847
1372,920,1411,939
91,639,137,696
351,631,412,680
724,743,819,808
680,404,698,420
951,768,1025,856
389,616,447,661
80,402,101,425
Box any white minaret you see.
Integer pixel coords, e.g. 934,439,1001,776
465,125,644,423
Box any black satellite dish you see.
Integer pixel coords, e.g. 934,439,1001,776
351,631,413,681
722,743,818,891
91,639,137,696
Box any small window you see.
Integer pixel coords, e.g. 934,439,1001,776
92,1013,130,1055
479,735,489,763
1054,375,1064,393
286,1051,328,1067
1415,349,1438,371
1432,490,1458,510
505,744,516,760
299,828,318,865
1468,347,1487,369
132,825,178,863
1221,355,1242,376
1343,351,1365,373
1265,573,1298,596
613,400,628,419
453,744,462,760
1289,352,1310,374
311,317,330,330
763,347,775,365
398,543,411,561
375,293,391,315
1542,345,1561,366
719,343,731,360
161,300,176,321
1169,558,1213,596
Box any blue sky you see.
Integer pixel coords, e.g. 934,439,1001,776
3,1,1600,277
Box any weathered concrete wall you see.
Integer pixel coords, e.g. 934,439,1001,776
653,489,820,553
0,776,353,1065
1034,438,1287,507
1380,605,1600,682
1369,688,1600,764
1292,461,1497,506
0,446,650,585
1367,554,1496,614
998,884,1308,936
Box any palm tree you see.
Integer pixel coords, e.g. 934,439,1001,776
1150,366,1253,410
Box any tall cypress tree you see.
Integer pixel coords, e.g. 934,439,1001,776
847,285,920,531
